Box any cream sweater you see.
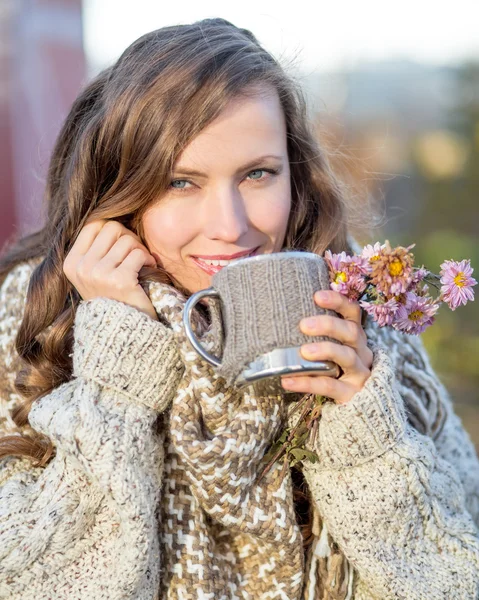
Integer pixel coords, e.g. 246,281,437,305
0,258,478,599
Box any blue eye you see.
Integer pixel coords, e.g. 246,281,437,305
170,179,191,190
248,169,266,180
168,167,279,194
246,168,280,183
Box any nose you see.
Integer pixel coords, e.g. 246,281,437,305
203,185,249,242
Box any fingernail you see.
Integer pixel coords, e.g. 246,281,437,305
315,291,330,302
282,378,295,386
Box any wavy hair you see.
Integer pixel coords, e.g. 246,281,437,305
0,18,380,579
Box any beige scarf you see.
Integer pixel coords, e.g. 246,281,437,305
146,280,358,599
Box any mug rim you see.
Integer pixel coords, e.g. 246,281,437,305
219,250,323,270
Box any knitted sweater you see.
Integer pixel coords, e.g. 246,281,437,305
0,257,478,599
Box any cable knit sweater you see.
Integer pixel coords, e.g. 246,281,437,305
0,256,478,599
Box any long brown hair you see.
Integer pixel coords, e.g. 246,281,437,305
0,17,379,557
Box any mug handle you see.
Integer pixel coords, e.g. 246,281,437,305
183,287,222,367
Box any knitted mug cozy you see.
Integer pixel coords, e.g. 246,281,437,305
184,251,341,388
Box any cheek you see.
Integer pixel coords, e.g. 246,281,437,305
248,185,291,236
142,205,196,255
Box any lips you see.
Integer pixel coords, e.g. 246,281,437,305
192,247,258,261
192,247,260,275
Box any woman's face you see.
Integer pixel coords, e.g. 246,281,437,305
141,89,292,294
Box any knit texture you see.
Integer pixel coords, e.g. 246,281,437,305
0,255,479,599
208,252,336,385
148,281,305,598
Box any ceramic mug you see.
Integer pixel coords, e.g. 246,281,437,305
183,250,343,392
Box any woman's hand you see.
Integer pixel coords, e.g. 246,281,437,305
63,218,159,322
281,290,374,405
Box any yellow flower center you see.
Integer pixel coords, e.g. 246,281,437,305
454,272,466,287
409,310,423,322
388,259,404,277
370,255,380,262
335,271,347,284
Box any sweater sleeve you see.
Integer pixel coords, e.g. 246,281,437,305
0,262,185,600
396,332,479,529
302,337,479,600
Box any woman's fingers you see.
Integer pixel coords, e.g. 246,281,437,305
281,373,357,406
300,313,363,348
63,218,158,321
299,340,369,378
284,289,374,404
299,289,373,370
97,235,155,271
81,220,123,264
314,290,362,325
116,247,156,276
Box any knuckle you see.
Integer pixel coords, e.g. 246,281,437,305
322,316,335,335
89,265,104,281
345,345,356,362
62,255,72,275
85,216,107,227
110,271,129,289
347,321,359,342
122,233,145,252
129,247,144,257
116,234,136,249
319,376,334,393
76,260,89,280
102,219,121,233
324,341,337,354
83,219,105,235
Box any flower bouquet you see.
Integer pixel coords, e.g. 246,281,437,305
259,240,477,479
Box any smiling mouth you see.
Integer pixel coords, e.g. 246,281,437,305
192,247,260,272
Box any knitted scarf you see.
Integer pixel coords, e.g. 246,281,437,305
146,278,447,600
146,279,357,599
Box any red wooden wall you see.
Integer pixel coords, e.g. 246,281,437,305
0,0,85,253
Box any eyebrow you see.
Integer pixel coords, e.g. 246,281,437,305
172,154,284,177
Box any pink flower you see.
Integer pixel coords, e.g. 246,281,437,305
369,240,415,298
359,297,400,327
416,283,430,297
361,242,385,262
348,254,372,276
324,250,348,272
324,250,368,300
407,266,429,291
439,259,477,311
392,292,439,335
331,272,367,301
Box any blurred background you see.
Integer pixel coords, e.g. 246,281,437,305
1,0,478,446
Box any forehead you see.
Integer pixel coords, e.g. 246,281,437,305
174,90,287,170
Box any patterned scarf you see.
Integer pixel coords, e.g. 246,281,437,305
148,280,306,599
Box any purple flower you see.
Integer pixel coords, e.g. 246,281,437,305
368,240,415,298
324,250,368,300
439,259,477,311
360,242,385,262
349,254,373,276
392,292,439,335
359,297,400,327
407,266,429,292
331,272,367,301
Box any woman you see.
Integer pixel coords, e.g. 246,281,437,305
0,17,478,600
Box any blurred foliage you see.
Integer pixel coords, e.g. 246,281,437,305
407,63,479,405
316,60,478,445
